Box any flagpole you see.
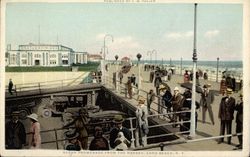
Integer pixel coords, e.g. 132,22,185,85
190,3,198,138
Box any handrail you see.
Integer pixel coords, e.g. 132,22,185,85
5,74,91,93
24,111,192,148
133,133,243,151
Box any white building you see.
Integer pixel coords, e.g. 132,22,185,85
5,44,88,67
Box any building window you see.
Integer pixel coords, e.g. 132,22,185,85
50,60,57,65
34,54,41,58
21,53,27,58
10,54,16,64
50,54,56,58
21,60,27,65
62,55,68,59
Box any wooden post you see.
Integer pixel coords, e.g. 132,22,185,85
54,129,59,149
129,118,135,148
38,83,41,94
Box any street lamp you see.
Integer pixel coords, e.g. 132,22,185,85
136,53,142,95
115,55,119,92
147,51,153,65
216,57,219,82
180,57,183,75
101,34,114,85
190,3,198,138
152,49,157,65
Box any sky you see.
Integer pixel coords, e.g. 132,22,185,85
5,2,243,61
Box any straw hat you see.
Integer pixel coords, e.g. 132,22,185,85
65,130,79,140
138,96,146,104
159,84,167,91
27,113,38,122
174,87,179,91
226,88,233,94
113,115,124,124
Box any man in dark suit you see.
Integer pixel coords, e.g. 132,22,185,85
154,72,162,95
109,115,132,149
218,88,235,144
200,84,215,125
234,93,243,149
171,87,183,127
5,111,26,149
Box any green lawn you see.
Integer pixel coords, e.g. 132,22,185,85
5,62,100,72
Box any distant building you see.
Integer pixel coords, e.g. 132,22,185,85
5,44,88,67
88,54,102,62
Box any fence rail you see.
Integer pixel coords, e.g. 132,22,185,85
5,73,91,95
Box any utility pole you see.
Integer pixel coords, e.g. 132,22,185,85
190,3,198,138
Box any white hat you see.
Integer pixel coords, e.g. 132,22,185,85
174,87,179,91
27,113,38,122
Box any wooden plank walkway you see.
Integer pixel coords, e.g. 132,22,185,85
105,64,242,151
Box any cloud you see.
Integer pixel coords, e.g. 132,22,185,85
96,33,107,40
204,30,220,38
95,34,142,59
164,31,193,40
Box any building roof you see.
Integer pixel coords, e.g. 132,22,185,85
18,43,73,51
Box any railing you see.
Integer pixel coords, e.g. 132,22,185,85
24,111,191,150
133,133,243,151
5,72,91,95
23,111,242,151
104,74,172,118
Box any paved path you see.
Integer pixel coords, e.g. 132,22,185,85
105,64,242,151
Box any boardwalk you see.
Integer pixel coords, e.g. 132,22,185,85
105,64,242,151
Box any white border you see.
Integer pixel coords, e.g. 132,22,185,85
1,0,249,156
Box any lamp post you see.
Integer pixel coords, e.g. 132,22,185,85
147,51,153,65
102,34,114,85
216,57,219,82
152,49,157,66
180,57,183,75
190,3,198,138
136,53,142,95
115,55,119,92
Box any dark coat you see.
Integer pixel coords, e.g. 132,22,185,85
171,93,183,111
109,127,132,149
200,90,214,107
235,102,243,124
65,143,81,151
89,137,109,150
5,120,26,149
218,97,235,121
154,76,162,88
162,90,172,108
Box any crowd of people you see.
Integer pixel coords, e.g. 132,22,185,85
5,65,243,151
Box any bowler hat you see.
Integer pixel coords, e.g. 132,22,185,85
65,130,79,140
113,115,124,123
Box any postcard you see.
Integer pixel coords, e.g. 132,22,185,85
0,0,249,156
